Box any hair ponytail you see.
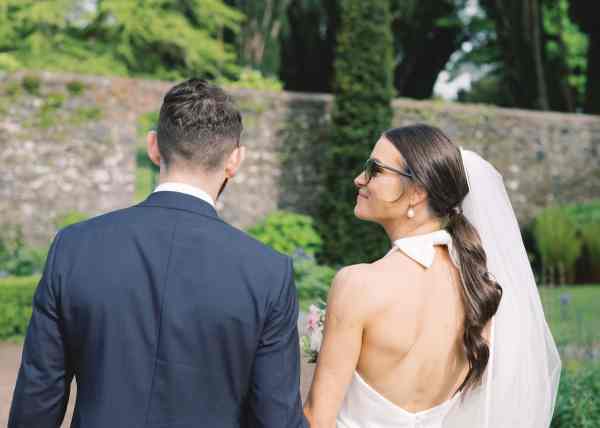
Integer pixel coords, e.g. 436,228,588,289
446,211,502,394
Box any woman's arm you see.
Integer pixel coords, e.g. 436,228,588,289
303,265,372,428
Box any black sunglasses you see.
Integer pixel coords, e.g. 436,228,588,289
363,158,413,183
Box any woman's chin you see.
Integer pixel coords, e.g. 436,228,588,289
354,203,368,220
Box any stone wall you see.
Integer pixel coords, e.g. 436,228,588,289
1,71,599,246
390,100,600,222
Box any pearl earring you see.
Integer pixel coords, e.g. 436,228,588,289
407,207,415,218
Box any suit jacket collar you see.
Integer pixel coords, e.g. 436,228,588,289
137,191,220,220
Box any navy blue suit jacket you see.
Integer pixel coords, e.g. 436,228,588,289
9,191,307,428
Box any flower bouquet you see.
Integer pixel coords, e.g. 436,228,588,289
301,302,326,363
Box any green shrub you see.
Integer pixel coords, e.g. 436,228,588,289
581,223,600,261
0,225,47,277
35,92,65,128
564,200,600,229
0,275,39,340
531,201,600,283
219,68,283,91
66,80,86,95
581,223,600,276
54,211,89,229
564,200,600,282
45,92,65,109
293,253,336,310
246,211,333,309
21,75,41,95
137,111,160,137
551,364,600,427
317,0,394,265
247,211,323,256
70,106,102,124
4,81,21,98
0,53,20,72
534,207,582,284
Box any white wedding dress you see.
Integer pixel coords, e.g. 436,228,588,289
336,230,462,428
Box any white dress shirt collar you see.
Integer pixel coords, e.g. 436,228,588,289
153,182,215,208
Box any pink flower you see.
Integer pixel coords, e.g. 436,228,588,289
307,305,320,331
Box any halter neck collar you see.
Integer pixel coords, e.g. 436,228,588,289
391,229,460,269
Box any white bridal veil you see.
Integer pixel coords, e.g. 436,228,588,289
443,149,562,427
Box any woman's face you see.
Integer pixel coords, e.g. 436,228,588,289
354,136,414,223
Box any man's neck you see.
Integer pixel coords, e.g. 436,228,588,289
158,171,222,204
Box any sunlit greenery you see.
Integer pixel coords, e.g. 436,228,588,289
0,0,243,80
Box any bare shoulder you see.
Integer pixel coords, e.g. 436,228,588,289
326,264,377,325
328,264,370,302
364,251,426,303
326,253,428,328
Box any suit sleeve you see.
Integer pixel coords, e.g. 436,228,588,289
247,257,307,428
8,230,73,428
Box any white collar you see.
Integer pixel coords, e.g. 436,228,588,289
391,229,460,269
153,182,215,208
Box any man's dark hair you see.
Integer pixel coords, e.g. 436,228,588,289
156,78,243,171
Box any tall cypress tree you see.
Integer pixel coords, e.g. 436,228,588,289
318,0,394,266
569,0,600,114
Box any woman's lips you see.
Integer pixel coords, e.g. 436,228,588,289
357,192,368,199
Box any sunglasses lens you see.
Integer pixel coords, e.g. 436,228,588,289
364,161,370,181
365,159,383,183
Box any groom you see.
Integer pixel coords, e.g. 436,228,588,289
9,79,307,428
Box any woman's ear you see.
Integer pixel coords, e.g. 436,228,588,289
409,184,428,207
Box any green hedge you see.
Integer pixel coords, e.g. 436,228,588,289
552,364,600,427
0,275,38,340
529,201,600,284
533,206,582,284
317,0,394,266
0,224,48,276
563,200,600,228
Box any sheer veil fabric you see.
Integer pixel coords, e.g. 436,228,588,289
442,150,561,427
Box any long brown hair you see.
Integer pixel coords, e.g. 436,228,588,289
383,124,502,394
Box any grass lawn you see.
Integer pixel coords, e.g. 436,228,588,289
0,275,40,287
539,285,600,348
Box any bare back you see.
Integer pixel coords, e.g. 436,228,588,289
355,245,469,412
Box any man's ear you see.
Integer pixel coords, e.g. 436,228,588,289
225,145,246,178
147,131,161,167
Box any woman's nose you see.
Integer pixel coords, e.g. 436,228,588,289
355,171,366,188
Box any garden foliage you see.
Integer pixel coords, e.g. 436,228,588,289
317,0,395,266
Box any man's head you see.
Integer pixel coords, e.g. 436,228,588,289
147,78,245,198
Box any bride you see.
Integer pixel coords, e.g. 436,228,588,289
303,124,561,428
